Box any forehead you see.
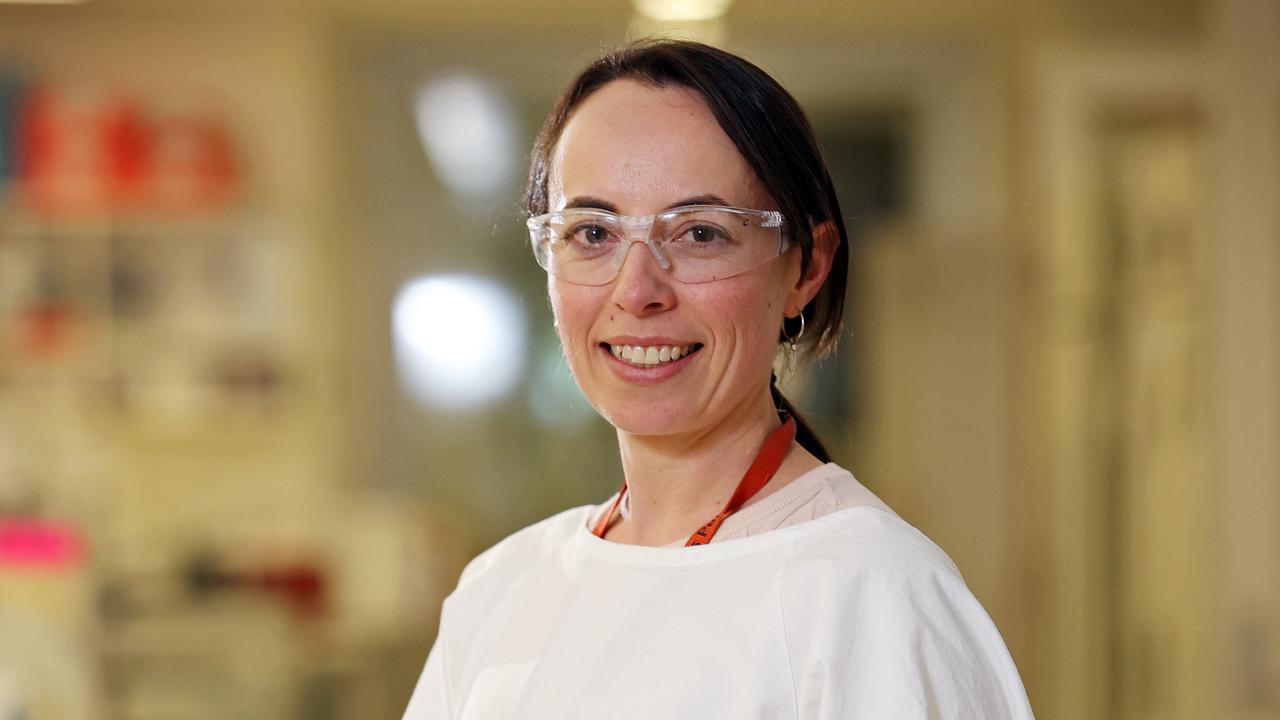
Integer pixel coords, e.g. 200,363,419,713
548,79,769,213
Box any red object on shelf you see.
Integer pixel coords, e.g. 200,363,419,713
17,302,75,359
150,113,239,211
17,86,151,215
0,518,86,570
15,84,241,216
249,562,328,620
188,554,329,621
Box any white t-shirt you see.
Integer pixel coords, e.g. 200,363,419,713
403,464,1034,719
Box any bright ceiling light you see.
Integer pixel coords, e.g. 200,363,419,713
392,274,527,411
412,73,517,200
632,0,733,22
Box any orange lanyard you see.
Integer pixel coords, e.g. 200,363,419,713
590,416,797,546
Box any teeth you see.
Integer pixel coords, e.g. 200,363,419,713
610,344,696,366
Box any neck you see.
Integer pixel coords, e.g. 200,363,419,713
611,388,789,547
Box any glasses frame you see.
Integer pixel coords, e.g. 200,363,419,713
526,204,789,286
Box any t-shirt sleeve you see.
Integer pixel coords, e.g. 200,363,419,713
402,637,452,720
401,541,509,720
780,543,1034,719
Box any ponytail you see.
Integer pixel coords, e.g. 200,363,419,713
770,374,832,463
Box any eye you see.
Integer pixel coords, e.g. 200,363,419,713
565,223,612,246
561,222,619,257
690,226,719,243
677,224,729,245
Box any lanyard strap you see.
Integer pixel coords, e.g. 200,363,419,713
590,416,798,546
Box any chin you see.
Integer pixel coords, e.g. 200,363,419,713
595,399,702,437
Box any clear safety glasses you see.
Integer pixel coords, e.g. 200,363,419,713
527,205,789,286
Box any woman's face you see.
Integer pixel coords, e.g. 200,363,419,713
546,79,806,437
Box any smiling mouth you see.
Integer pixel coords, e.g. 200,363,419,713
602,342,703,367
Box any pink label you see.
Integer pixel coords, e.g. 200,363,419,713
0,519,85,569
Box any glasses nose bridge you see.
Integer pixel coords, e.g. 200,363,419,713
612,213,671,274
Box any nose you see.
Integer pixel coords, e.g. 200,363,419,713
609,239,676,316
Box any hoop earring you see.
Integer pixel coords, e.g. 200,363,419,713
782,312,806,353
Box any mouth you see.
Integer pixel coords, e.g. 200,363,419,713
601,342,704,368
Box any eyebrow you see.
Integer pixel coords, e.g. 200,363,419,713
563,194,734,213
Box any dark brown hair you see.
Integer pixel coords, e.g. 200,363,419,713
526,40,848,461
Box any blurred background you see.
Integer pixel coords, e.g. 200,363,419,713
0,0,1276,718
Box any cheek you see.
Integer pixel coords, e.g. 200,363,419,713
548,280,605,356
692,281,785,354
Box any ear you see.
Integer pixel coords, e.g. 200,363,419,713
785,220,840,316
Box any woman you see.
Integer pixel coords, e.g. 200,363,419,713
404,40,1034,719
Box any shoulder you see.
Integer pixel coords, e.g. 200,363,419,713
784,502,962,580
778,505,988,634
778,507,1033,717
